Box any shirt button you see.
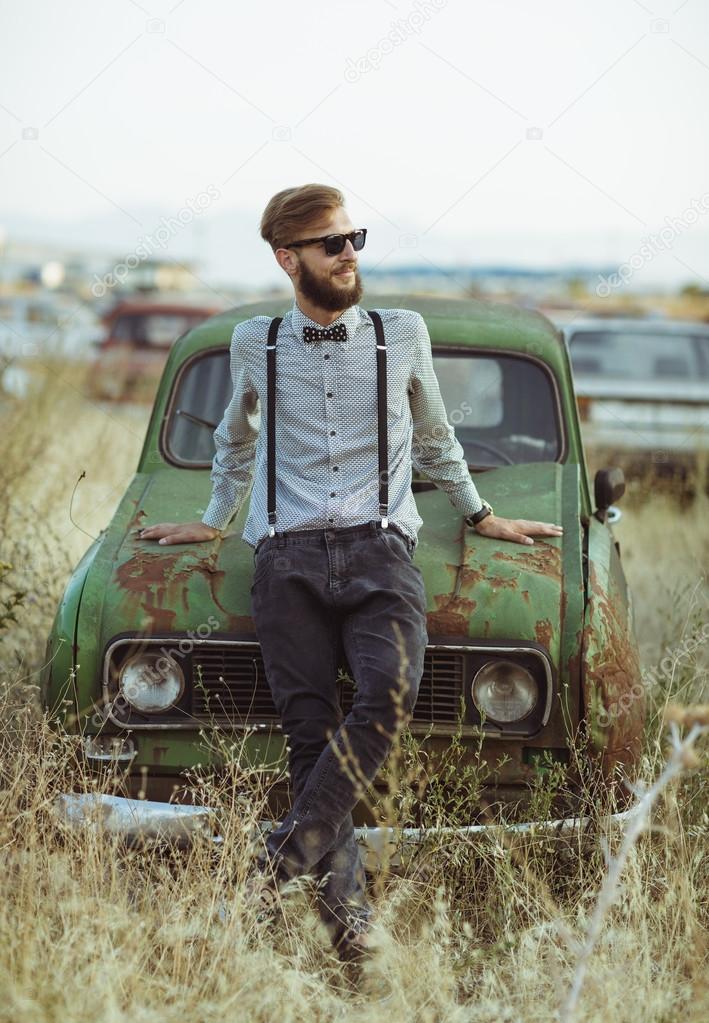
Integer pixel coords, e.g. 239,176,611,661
328,518,334,523
332,466,339,471
324,353,330,360
330,430,336,436
326,392,333,398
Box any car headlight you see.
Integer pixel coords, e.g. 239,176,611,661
119,653,184,714
471,660,539,724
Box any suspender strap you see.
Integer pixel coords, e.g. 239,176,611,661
266,316,282,536
264,311,389,534
367,309,389,529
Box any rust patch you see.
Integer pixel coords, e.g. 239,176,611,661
227,614,256,631
128,507,147,530
489,574,517,591
534,618,554,650
457,562,488,588
427,594,477,635
115,547,245,631
454,560,518,593
559,585,569,632
116,549,181,592
491,543,562,580
521,590,531,603
582,564,643,779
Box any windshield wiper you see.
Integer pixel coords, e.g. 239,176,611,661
175,408,219,431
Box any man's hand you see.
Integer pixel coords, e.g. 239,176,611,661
472,514,563,546
136,522,223,545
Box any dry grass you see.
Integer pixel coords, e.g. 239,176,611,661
0,361,707,1021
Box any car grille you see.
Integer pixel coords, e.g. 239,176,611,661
191,644,465,725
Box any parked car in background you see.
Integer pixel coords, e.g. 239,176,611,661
0,293,102,400
85,300,219,402
563,318,709,490
43,294,644,852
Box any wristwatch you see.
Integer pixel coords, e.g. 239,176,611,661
464,500,494,528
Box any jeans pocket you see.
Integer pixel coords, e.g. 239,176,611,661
378,528,413,563
252,546,274,584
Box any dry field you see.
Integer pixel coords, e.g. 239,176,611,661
0,359,707,1022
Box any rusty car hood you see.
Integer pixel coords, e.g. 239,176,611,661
416,463,583,671
83,462,584,673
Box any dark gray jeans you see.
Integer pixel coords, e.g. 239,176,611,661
249,519,428,946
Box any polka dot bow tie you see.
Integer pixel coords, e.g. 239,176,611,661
302,322,348,343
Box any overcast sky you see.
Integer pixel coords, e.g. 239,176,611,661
2,0,709,290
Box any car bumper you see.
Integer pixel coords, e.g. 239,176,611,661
53,793,633,869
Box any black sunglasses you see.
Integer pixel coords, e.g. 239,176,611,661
284,228,367,256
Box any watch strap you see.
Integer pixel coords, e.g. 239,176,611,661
465,501,493,527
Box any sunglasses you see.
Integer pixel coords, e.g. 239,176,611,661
284,228,367,256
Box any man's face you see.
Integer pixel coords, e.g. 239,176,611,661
280,206,364,312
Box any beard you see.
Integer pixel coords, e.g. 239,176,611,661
296,259,364,312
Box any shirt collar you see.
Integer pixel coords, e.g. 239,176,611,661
290,298,361,342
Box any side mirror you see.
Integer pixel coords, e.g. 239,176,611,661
594,467,625,523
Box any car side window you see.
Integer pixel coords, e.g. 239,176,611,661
569,330,703,381
164,350,233,463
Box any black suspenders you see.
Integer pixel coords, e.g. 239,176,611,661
370,310,389,528
264,309,389,537
265,315,281,537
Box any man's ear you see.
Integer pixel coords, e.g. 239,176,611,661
275,247,298,278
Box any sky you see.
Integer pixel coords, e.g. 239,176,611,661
2,0,709,290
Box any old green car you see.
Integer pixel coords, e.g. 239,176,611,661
42,293,644,842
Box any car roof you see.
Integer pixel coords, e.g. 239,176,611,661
564,317,709,336
175,291,564,359
105,301,218,319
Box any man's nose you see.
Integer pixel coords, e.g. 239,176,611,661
341,238,357,259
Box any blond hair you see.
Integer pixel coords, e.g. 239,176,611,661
259,183,345,252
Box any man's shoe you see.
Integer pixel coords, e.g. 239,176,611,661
335,922,380,964
243,868,281,923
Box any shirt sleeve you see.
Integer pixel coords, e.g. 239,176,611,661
200,321,260,529
408,311,484,517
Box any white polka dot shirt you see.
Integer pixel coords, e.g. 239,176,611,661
200,299,484,547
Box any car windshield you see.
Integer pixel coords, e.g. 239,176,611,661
427,352,561,467
568,328,709,380
163,349,562,468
